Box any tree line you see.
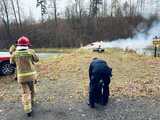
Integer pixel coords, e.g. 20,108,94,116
0,0,159,48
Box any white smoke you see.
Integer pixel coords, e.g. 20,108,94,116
102,21,160,50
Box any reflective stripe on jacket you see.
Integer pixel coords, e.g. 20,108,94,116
10,49,39,83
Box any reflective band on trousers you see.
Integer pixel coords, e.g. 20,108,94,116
18,71,37,77
22,94,32,113
24,101,32,113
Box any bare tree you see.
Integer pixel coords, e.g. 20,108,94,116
123,1,130,16
102,0,108,17
10,0,19,29
75,0,83,19
0,0,12,39
47,0,59,25
136,0,146,14
65,7,71,21
16,0,22,30
90,0,103,17
37,0,47,23
53,0,57,25
111,0,120,16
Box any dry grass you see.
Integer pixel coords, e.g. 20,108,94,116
0,48,160,102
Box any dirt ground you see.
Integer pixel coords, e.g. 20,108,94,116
1,97,160,120
0,49,160,120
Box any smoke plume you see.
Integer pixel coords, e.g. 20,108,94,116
102,21,160,50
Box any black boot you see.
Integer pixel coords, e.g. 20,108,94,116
27,111,32,117
90,104,95,108
87,102,95,108
101,97,109,106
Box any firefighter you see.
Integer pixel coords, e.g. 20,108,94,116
10,36,39,117
88,58,112,108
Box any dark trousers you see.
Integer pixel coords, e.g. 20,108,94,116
89,72,110,107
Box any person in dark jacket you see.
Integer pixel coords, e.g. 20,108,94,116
88,58,112,108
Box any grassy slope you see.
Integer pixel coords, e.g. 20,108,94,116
0,49,160,103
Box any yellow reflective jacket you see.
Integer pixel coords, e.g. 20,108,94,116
10,49,39,83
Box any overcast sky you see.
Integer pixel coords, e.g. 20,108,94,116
21,0,159,21
22,0,75,21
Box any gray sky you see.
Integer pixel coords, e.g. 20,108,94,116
21,0,159,21
22,0,41,20
22,0,74,21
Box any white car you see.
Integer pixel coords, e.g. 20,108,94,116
84,42,105,53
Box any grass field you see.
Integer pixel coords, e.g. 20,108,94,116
0,48,160,102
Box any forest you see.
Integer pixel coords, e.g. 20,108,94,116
0,0,159,48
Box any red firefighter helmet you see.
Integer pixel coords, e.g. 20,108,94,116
16,36,31,46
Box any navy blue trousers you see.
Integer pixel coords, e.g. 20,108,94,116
89,72,110,107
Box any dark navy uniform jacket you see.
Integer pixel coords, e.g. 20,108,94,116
89,59,112,81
